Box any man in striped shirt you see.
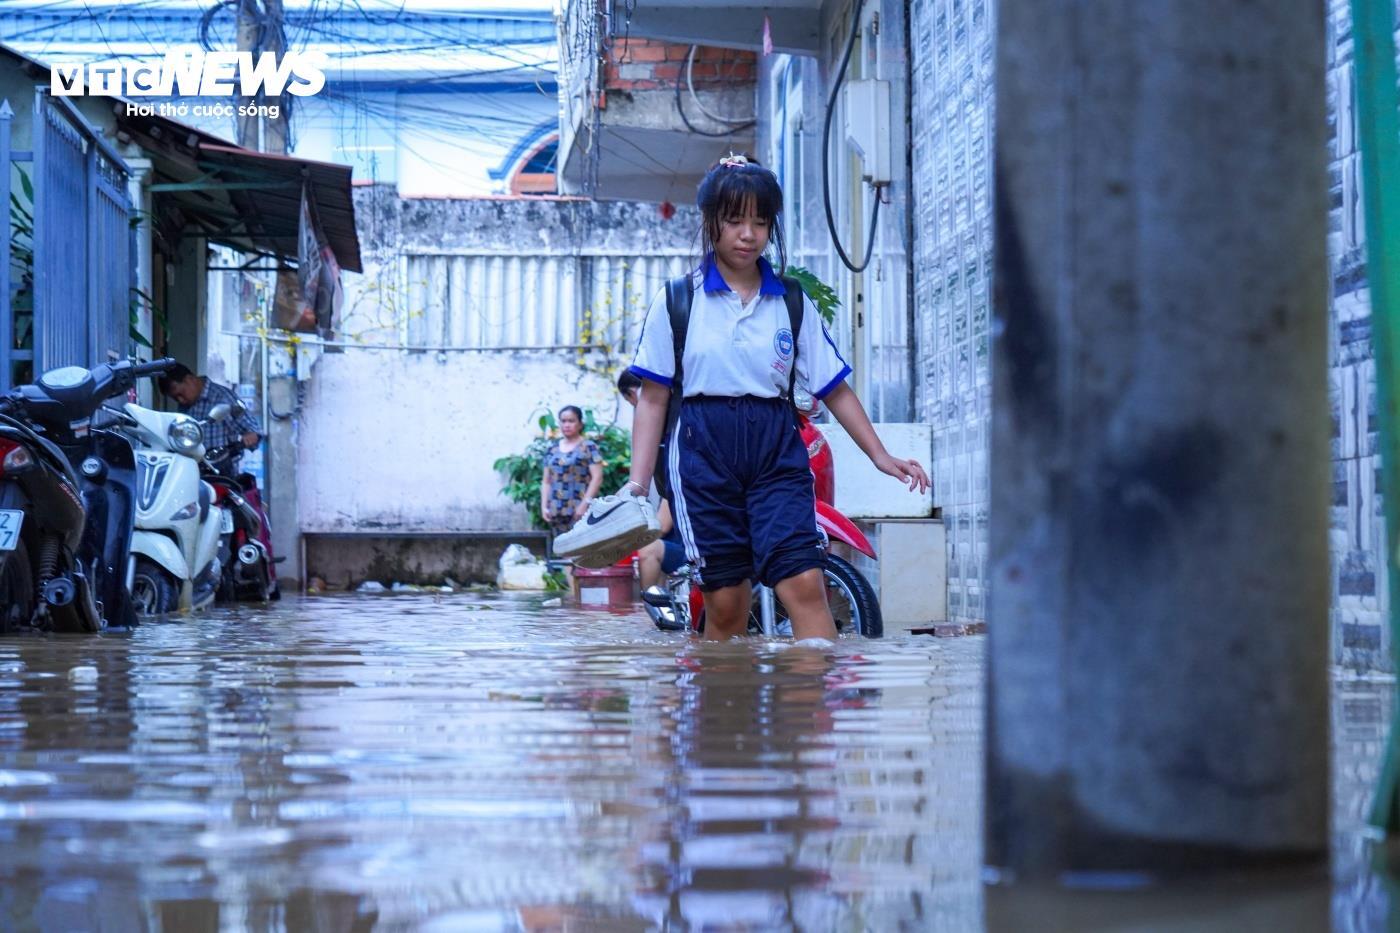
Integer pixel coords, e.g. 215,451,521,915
158,363,262,472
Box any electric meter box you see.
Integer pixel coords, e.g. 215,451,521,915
842,79,892,185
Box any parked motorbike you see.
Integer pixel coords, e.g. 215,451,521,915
109,401,225,616
0,358,176,633
640,392,884,638
202,427,278,603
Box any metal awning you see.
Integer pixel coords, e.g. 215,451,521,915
113,109,363,273
616,0,822,55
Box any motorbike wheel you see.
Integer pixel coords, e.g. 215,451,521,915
820,554,882,638
757,554,884,639
0,540,34,633
253,562,273,602
130,558,180,617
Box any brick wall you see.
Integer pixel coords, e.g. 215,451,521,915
603,39,756,92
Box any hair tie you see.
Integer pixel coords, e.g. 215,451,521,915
719,153,749,169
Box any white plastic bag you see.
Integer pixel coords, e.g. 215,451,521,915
496,544,548,590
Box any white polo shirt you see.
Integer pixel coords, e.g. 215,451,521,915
629,258,852,400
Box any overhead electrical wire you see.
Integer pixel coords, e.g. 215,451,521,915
5,0,561,184
674,44,754,139
821,1,881,274
684,45,752,128
1,0,168,46
341,0,550,70
198,0,264,52
6,2,554,65
70,0,129,73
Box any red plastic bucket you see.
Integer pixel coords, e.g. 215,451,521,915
572,558,636,608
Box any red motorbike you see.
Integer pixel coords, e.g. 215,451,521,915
203,443,279,602
642,400,883,638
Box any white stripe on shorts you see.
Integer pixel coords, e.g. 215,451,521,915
668,411,701,566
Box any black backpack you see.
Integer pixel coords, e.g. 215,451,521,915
652,274,806,499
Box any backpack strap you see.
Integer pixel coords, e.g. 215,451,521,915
654,275,694,500
781,275,804,402
666,275,693,389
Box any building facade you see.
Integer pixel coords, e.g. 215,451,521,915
559,0,1393,667
299,189,695,545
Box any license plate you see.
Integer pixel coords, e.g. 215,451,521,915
219,509,234,535
0,510,22,551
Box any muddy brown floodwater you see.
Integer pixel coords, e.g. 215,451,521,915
0,593,1391,931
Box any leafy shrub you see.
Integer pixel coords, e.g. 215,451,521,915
785,265,839,326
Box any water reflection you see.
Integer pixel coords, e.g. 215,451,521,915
981,672,1397,932
634,646,849,927
0,594,1391,931
1334,675,1395,931
0,595,984,930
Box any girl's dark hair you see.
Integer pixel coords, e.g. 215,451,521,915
558,405,583,423
695,155,786,273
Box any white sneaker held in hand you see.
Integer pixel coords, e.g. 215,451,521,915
554,494,661,568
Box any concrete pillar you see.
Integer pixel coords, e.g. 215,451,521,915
267,344,301,589
124,156,154,406
987,0,1330,881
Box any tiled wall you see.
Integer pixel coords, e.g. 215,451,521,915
908,0,1389,660
910,0,995,625
1327,1,1391,671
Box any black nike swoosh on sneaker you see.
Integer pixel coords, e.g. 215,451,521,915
585,502,631,526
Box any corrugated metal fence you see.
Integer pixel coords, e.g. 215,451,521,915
1,91,132,389
404,252,690,351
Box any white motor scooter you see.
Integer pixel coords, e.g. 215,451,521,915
116,402,229,616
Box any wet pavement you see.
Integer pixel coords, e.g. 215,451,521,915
0,592,1390,931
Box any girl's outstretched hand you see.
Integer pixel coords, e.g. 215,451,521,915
874,453,930,494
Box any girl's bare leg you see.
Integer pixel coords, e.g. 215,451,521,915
702,583,752,640
774,568,837,640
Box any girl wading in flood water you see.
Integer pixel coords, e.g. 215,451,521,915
623,155,929,641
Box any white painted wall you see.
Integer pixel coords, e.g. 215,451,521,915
850,519,948,626
296,192,697,536
298,348,631,533
822,422,934,519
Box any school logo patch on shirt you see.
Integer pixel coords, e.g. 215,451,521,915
773,328,795,360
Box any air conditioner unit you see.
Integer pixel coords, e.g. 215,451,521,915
841,79,891,186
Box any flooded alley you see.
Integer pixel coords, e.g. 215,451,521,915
0,595,983,930
0,594,1389,931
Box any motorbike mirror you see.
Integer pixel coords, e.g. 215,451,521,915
207,403,232,422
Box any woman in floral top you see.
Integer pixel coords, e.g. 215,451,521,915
540,405,604,535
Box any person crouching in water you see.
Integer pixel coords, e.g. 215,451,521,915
622,154,929,641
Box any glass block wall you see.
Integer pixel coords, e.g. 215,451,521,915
906,0,1388,662
910,0,995,625
1326,0,1390,671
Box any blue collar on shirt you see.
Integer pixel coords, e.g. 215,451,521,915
702,253,787,296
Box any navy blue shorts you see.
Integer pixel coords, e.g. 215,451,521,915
661,537,687,574
667,395,826,591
